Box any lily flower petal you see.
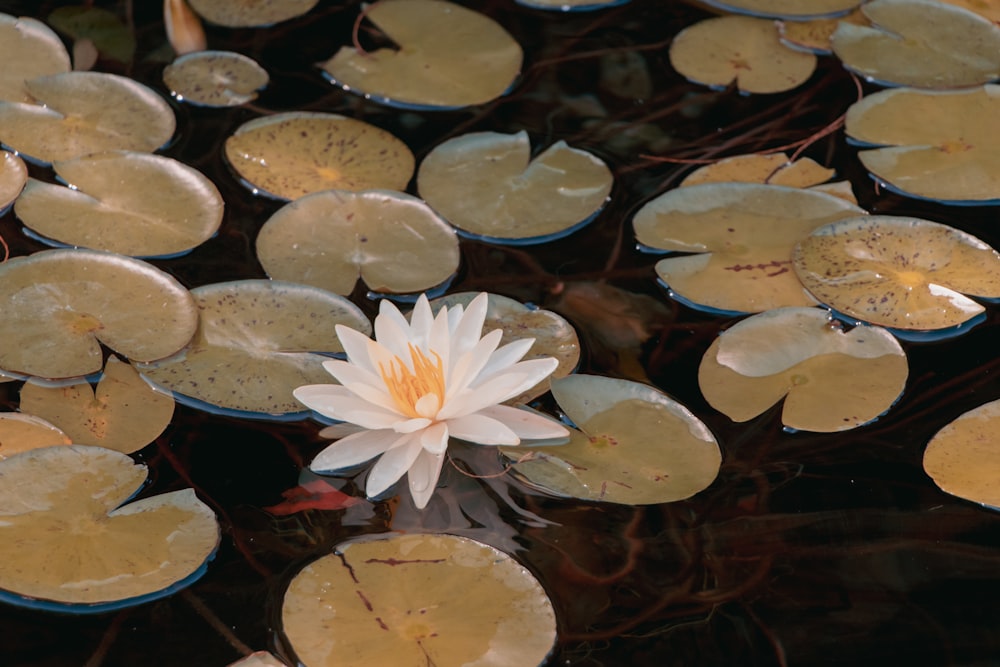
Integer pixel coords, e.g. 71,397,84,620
366,434,423,497
447,413,521,446
310,428,403,472
477,404,570,440
408,449,447,509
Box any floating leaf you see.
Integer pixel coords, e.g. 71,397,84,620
0,14,70,103
257,190,459,296
228,653,289,667
0,249,198,380
793,215,1000,331
680,152,835,188
941,0,1000,24
187,0,317,27
47,6,136,64
321,0,522,109
923,399,1000,509
224,112,414,201
19,356,174,454
137,280,371,418
669,15,817,94
281,533,556,667
163,50,269,107
700,0,860,19
0,150,27,213
698,307,907,432
515,0,630,10
778,9,868,55
0,413,71,460
417,131,612,243
0,445,219,612
503,374,721,504
15,151,224,258
632,182,866,313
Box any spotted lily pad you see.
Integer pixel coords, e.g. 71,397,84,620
417,131,612,243
502,374,721,504
281,533,556,667
257,190,459,297
321,0,522,109
0,249,198,380
224,112,414,201
923,399,1000,509
0,445,219,612
136,280,371,419
698,307,907,431
845,85,1000,204
163,50,269,107
0,413,71,460
831,0,1000,89
632,182,866,314
701,0,860,19
0,150,27,213
15,151,224,257
669,15,817,94
186,0,317,27
793,215,1000,331
0,14,70,103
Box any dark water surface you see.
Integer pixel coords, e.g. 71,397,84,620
2,1,1000,665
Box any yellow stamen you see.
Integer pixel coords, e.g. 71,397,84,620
379,344,446,418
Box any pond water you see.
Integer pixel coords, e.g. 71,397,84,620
3,1,1000,666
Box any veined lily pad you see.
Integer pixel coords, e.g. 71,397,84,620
831,0,1000,89
136,280,371,419
923,399,1000,509
700,0,860,19
845,85,1000,204
186,0,318,27
502,374,721,504
632,182,866,314
320,0,522,110
224,112,414,200
698,307,907,432
793,215,1000,331
257,190,459,297
0,72,175,166
163,50,269,107
417,131,612,244
0,249,198,380
15,151,224,258
19,356,174,454
669,15,817,94
281,533,556,667
0,14,70,103
778,10,868,55
0,445,219,612
0,413,71,460
0,150,27,213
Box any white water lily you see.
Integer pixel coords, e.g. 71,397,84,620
293,293,569,509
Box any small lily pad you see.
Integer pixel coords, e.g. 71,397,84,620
700,0,860,19
417,131,613,244
187,0,317,27
0,445,219,612
0,413,71,460
224,112,415,201
281,533,556,667
0,14,70,103
923,399,1000,509
0,149,27,213
163,50,269,107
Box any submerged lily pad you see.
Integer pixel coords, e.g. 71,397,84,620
15,151,224,257
0,14,70,103
186,0,317,27
321,0,522,109
0,249,198,380
163,50,269,107
257,190,459,297
633,182,866,314
137,280,371,419
417,131,612,243
0,413,71,460
698,307,907,432
224,112,414,200
701,0,859,19
503,374,721,504
923,399,1000,509
793,215,1000,331
0,445,219,612
281,533,556,667
0,150,27,213
48,6,136,64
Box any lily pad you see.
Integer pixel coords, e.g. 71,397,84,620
680,153,835,188
228,653,289,667
0,249,198,381
669,15,817,94
0,14,70,103
831,0,1000,89
792,215,1000,331
224,112,414,201
320,0,522,110
632,182,866,314
778,10,868,55
163,50,269,107
19,356,174,455
515,0,630,10
0,445,219,612
0,149,27,213
257,189,459,297
14,151,224,258
0,413,71,460
417,131,613,244
136,280,371,419
186,0,317,27
48,6,136,64
845,85,1000,204
923,399,1000,509
281,533,556,667
698,307,907,432
700,0,860,19
502,374,721,504
0,71,175,165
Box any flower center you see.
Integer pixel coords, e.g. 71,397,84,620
380,344,446,419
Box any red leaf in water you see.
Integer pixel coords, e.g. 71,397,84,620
264,479,363,515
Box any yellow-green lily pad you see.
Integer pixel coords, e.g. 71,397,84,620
0,413,71,460
923,399,1000,509
0,149,27,212
163,50,269,107
0,14,70,103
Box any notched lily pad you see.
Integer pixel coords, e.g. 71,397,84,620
417,131,612,244
137,280,371,419
257,189,459,297
15,151,224,257
778,10,868,55
0,445,219,612
701,0,860,19
0,150,27,213
923,399,1000,509
224,112,414,201
0,413,71,460
281,533,556,667
187,0,317,27
681,153,856,204
0,14,71,103
163,50,269,107
698,307,907,432
503,374,721,504
793,215,1000,331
